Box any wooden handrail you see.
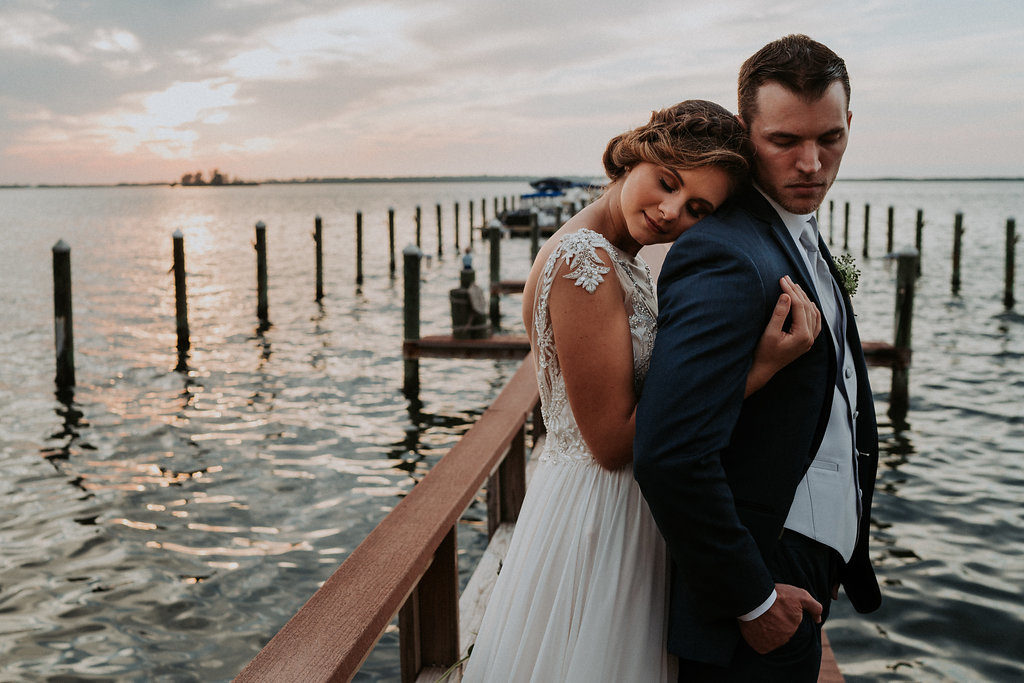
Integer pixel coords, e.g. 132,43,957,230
236,354,540,682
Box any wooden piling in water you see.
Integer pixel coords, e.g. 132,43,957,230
862,203,870,258
529,211,540,264
454,201,460,251
890,248,918,419
489,224,501,328
915,209,924,277
403,245,423,397
828,200,835,246
886,206,894,255
493,197,498,218
502,196,507,214
356,211,364,286
52,240,75,388
1006,218,1017,309
952,212,963,295
255,221,269,327
172,230,189,356
469,201,475,246
389,209,396,278
415,206,422,248
314,216,324,301
436,204,443,258
843,202,850,251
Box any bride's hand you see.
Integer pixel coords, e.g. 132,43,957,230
744,276,821,397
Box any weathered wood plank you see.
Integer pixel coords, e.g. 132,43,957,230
862,340,910,368
819,631,844,682
404,336,530,360
491,280,526,294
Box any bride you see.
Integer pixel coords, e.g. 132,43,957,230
462,100,820,682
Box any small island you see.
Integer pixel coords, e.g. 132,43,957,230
174,169,258,186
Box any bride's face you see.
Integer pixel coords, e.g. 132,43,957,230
618,162,731,246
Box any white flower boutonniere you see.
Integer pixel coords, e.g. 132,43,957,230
834,253,860,297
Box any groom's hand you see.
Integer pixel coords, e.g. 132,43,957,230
738,583,822,654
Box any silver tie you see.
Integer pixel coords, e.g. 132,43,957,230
799,217,845,358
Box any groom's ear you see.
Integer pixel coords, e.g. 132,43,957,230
735,113,748,131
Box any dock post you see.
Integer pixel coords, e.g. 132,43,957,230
415,205,422,248
890,247,918,420
454,201,460,251
469,200,475,246
172,230,189,362
843,201,850,251
255,221,269,328
952,212,963,295
828,200,835,246
529,211,540,264
388,208,396,278
502,196,507,214
52,240,75,388
555,206,563,229
436,204,443,258
886,206,894,255
487,418,527,538
1006,218,1017,309
314,216,324,301
488,221,501,328
398,526,459,681
862,203,870,258
493,197,498,218
403,245,423,397
915,209,924,277
356,211,364,286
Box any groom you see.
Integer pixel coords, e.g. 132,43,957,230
635,35,881,680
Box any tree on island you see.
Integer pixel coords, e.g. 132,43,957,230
179,169,246,186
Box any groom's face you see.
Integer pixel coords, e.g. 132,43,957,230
744,81,851,215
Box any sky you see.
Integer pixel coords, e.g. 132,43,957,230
1,0,1021,185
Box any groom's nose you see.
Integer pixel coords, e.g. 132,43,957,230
795,141,823,174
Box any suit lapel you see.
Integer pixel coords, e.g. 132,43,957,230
735,185,818,305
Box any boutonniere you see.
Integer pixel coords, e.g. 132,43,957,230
834,253,860,297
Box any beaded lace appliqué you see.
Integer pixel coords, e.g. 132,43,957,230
532,229,657,465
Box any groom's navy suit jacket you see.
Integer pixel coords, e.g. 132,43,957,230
634,185,881,665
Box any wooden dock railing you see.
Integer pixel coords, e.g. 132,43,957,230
236,355,541,683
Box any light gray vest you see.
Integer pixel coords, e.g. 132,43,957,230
768,200,861,562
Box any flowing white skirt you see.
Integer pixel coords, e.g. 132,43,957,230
462,452,674,682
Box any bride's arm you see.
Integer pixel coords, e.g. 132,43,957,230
548,251,637,471
744,276,820,397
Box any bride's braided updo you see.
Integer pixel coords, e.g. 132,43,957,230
602,100,751,189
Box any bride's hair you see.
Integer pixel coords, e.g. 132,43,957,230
602,100,751,188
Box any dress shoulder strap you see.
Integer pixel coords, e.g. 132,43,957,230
550,228,614,293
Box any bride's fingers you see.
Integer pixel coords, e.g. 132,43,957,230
768,292,792,333
781,277,820,343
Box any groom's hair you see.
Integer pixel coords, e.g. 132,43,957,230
738,34,850,124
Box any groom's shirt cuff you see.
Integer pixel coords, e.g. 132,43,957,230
737,589,777,621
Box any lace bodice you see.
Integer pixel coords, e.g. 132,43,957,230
532,229,656,465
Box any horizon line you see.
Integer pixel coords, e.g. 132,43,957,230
1,174,1022,189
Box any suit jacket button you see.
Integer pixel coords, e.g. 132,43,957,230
845,367,854,379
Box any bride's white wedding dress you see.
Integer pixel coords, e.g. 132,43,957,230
462,229,674,682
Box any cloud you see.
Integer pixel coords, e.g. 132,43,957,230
89,28,141,54
0,9,84,64
6,79,243,163
221,4,428,81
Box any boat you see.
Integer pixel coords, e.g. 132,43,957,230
500,177,602,236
